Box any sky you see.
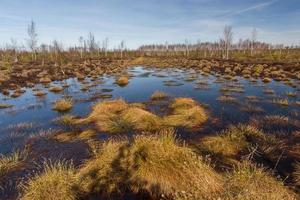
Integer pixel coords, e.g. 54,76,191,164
0,0,299,49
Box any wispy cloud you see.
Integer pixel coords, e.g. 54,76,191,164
221,0,279,17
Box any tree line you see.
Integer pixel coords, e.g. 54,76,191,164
1,21,299,64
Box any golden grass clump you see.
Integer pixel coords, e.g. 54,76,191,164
121,107,162,132
199,124,286,167
34,91,47,97
250,115,300,133
294,162,300,186
21,161,78,200
163,98,208,130
222,162,297,200
262,77,272,83
272,98,289,106
0,151,26,177
116,76,129,86
150,90,168,100
57,114,77,126
49,86,64,93
83,99,162,134
199,125,264,158
78,130,222,199
53,98,73,112
0,104,13,109
286,92,297,97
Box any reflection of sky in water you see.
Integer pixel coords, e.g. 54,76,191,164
0,66,299,153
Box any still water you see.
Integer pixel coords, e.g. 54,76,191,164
0,66,299,154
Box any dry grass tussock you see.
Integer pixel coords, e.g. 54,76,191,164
116,76,129,86
294,162,300,186
199,125,264,158
163,97,208,130
82,99,162,134
150,90,168,100
82,98,208,134
20,161,77,200
222,162,297,200
250,115,300,134
198,124,285,168
15,129,297,200
78,129,222,199
0,151,27,178
53,98,73,112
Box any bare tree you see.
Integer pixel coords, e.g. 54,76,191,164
52,40,62,66
27,20,38,61
185,39,189,57
40,43,48,66
251,28,257,56
102,38,109,57
120,40,125,59
10,38,18,62
78,36,84,58
223,25,233,59
87,32,97,52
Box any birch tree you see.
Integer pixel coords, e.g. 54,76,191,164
251,28,257,56
27,20,38,61
78,36,84,58
223,25,233,59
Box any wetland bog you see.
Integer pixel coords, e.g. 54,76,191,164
1,64,300,199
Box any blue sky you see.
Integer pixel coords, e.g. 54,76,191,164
0,0,299,49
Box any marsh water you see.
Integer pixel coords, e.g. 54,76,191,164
0,66,299,154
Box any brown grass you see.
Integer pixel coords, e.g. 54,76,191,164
0,151,26,178
49,86,64,93
20,161,77,200
82,99,162,134
262,77,272,83
116,76,129,86
163,98,208,130
0,104,13,109
199,125,264,158
34,91,47,97
294,162,300,186
222,162,297,200
150,91,168,100
78,130,222,199
53,98,73,112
